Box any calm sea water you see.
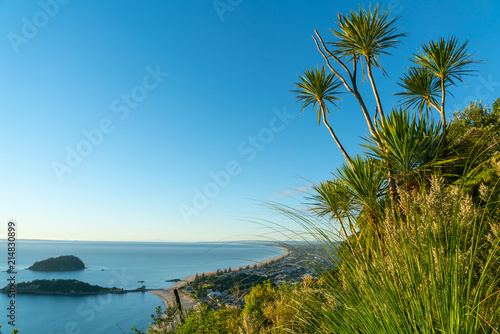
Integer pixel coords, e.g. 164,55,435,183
0,240,283,333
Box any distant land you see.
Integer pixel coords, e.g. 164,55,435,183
28,255,85,271
1,279,145,295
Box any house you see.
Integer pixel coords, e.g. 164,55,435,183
208,290,221,298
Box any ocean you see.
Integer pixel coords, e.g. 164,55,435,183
0,240,284,333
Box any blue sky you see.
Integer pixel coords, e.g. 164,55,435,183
0,0,499,241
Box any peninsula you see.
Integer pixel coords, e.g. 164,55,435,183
1,279,145,295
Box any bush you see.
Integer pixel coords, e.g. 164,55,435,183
292,177,500,333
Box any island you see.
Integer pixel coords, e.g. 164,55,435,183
28,255,85,271
1,279,146,295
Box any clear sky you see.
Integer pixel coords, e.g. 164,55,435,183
0,0,499,242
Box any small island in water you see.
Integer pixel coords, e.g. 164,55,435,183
28,255,85,271
1,279,146,295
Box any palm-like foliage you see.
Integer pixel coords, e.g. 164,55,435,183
363,109,453,190
293,66,342,122
330,4,406,130
322,5,406,207
410,37,477,129
309,180,358,251
335,156,386,222
308,156,391,256
330,5,406,69
309,180,355,220
292,66,353,166
395,67,444,114
335,155,387,254
412,37,476,86
294,181,500,333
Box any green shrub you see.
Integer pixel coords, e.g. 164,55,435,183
292,177,500,333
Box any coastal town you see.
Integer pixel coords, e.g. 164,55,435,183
171,243,338,310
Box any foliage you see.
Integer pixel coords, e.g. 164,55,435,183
493,98,500,113
136,281,309,333
447,100,499,189
333,156,387,254
450,99,500,136
295,98,500,332
135,101,500,332
170,305,240,334
448,99,500,229
240,281,300,333
395,66,442,113
400,36,478,131
293,177,500,333
362,108,451,190
133,301,241,333
411,37,477,87
292,66,352,165
330,4,406,71
292,66,342,121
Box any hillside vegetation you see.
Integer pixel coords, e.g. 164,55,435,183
134,5,500,334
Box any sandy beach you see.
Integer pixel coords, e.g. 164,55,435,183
148,280,200,310
147,245,289,310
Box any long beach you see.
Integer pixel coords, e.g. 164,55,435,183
147,245,289,310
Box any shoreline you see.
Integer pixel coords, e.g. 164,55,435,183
147,245,290,310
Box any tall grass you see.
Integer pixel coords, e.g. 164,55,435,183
283,177,500,333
